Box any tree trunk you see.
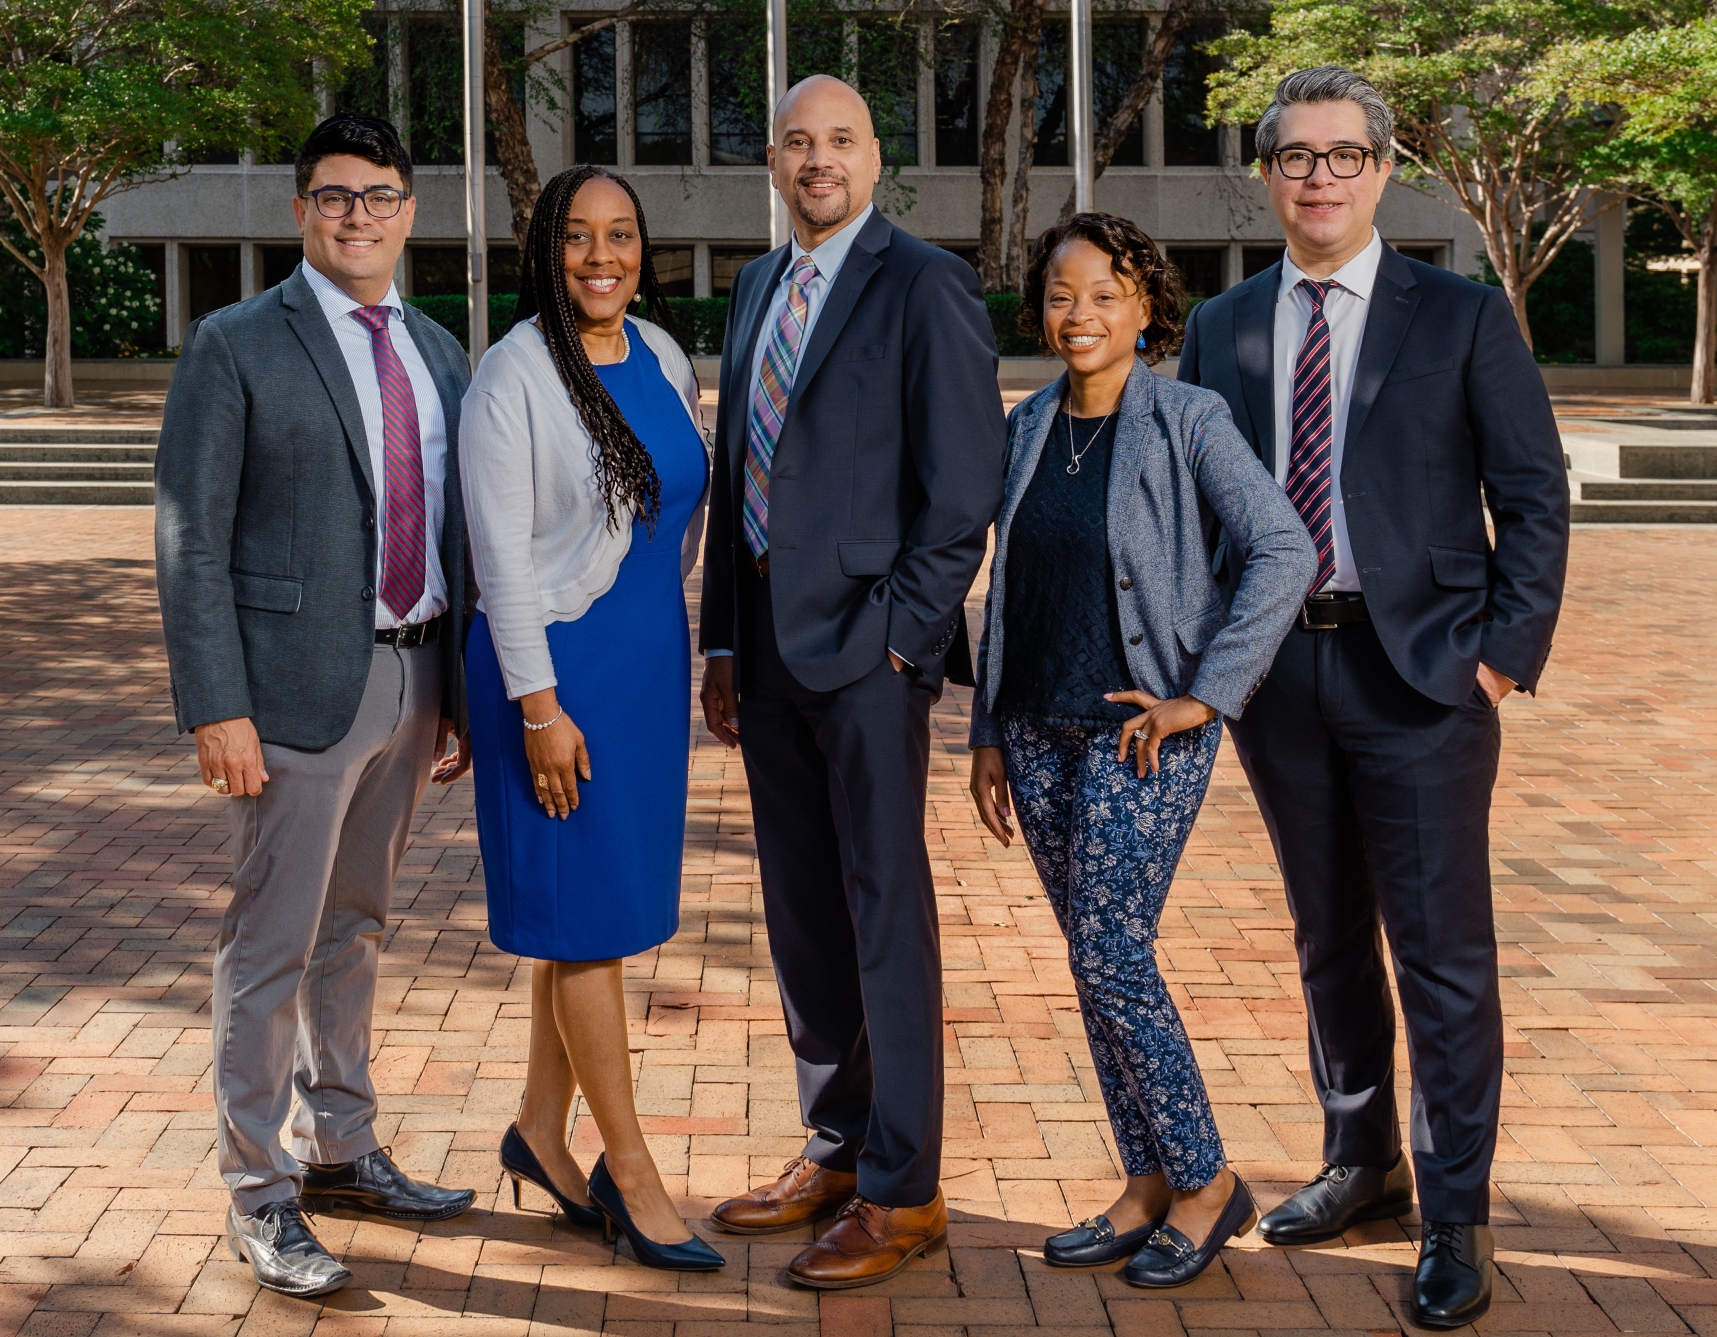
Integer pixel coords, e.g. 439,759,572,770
1004,6,1042,291
485,6,541,250
41,239,73,410
1692,199,1717,406
1507,280,1533,355
977,0,1039,293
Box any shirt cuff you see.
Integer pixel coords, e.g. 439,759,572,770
704,648,734,658
889,647,914,668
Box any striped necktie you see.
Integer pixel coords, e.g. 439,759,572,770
352,304,426,620
1284,279,1337,593
742,254,819,559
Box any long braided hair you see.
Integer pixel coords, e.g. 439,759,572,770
512,165,688,534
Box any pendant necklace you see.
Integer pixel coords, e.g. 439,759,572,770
1065,395,1118,476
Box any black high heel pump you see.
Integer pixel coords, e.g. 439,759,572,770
499,1123,604,1230
587,1154,725,1271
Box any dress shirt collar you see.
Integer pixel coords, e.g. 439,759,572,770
783,203,875,285
302,258,405,322
1278,227,1384,304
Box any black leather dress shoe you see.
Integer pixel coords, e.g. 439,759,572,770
1044,1213,1164,1267
1123,1176,1258,1289
1257,1152,1414,1245
1413,1221,1493,1329
300,1147,476,1221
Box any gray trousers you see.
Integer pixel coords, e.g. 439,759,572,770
213,643,443,1212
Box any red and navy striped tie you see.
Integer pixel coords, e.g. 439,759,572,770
353,305,425,621
1285,279,1337,593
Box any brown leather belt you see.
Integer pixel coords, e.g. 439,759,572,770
1299,592,1369,631
376,615,441,648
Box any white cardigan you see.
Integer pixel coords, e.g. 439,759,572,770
460,316,706,700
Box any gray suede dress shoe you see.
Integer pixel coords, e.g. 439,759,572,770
300,1146,476,1221
227,1200,352,1298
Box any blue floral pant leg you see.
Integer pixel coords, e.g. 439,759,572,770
1000,710,1226,1189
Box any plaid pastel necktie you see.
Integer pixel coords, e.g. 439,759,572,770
1284,279,1337,593
352,305,426,620
742,254,819,558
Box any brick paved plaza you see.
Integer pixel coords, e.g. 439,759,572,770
2,506,1717,1336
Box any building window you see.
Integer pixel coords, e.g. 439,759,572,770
709,22,766,165
1396,245,1443,268
1166,247,1223,305
573,27,617,165
1094,21,1144,167
654,247,695,296
859,20,917,167
411,246,466,296
490,245,521,294
633,22,693,165
409,17,464,165
934,21,980,167
1163,23,1222,166
187,245,241,321
1034,22,1068,168
713,248,767,294
262,246,302,291
1243,246,1282,279
131,244,168,350
337,15,391,123
790,23,847,85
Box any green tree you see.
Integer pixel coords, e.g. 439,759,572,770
0,0,372,407
1204,0,1687,350
0,214,162,358
1537,19,1717,400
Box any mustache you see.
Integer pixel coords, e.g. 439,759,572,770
795,171,849,187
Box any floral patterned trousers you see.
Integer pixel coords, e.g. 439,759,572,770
1000,709,1227,1189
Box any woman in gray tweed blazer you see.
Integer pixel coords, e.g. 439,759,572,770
968,214,1315,1289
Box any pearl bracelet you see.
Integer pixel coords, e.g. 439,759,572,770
522,708,562,732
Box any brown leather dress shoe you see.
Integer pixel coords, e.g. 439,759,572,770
786,1191,947,1289
710,1156,858,1235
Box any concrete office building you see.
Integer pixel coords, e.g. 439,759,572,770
102,2,1492,349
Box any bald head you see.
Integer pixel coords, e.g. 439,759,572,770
768,75,882,249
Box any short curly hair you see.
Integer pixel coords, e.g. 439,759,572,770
1019,213,1186,365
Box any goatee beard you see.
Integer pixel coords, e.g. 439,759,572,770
796,181,852,229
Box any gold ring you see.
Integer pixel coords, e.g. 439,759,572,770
210,777,230,793
536,773,548,789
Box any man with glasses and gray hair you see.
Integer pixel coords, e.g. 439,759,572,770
155,112,476,1298
1180,66,1569,1328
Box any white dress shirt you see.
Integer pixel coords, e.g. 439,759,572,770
302,260,449,629
1272,228,1384,594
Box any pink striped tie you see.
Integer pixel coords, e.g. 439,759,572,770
1284,280,1337,593
353,305,426,620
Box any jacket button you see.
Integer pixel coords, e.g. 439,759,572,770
1129,633,1143,646
361,586,374,600
363,516,374,530
1118,576,1133,590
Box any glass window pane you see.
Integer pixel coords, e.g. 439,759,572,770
653,247,694,296
409,18,464,165
1163,21,1222,166
1094,21,1143,167
789,24,847,85
1166,246,1223,306
712,248,767,295
411,247,466,297
1242,246,1282,278
934,21,979,166
859,20,917,167
634,22,692,165
709,21,767,165
1034,22,1068,168
337,15,390,123
573,28,617,164
262,246,302,291
187,246,241,321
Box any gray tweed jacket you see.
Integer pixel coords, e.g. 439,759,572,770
970,359,1316,748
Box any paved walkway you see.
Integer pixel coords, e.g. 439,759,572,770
1,509,1716,1336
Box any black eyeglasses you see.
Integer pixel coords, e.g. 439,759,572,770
1268,146,1377,179
304,185,409,219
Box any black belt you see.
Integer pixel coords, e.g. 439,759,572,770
1299,592,1369,631
751,551,770,579
376,615,441,648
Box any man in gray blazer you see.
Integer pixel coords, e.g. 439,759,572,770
155,114,475,1298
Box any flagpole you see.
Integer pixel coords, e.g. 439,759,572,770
463,0,488,366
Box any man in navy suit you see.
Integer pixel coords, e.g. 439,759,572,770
698,75,1006,1288
1179,67,1569,1328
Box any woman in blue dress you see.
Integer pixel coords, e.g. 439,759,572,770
457,165,722,1271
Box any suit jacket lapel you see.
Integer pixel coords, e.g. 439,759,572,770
725,248,791,479
1343,246,1420,456
1234,264,1279,472
280,268,377,501
787,211,892,412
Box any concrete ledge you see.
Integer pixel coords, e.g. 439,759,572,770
0,359,176,387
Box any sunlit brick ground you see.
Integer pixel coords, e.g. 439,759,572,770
2,506,1717,1336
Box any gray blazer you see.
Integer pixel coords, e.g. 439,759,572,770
155,267,471,750
970,360,1316,748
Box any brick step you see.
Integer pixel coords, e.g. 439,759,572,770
1578,479,1717,500
0,464,154,482
1570,497,1717,522
0,445,156,463
0,481,154,505
0,426,158,445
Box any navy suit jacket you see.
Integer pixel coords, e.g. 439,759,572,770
1178,244,1570,705
700,210,1007,691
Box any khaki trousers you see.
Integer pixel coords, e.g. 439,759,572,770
212,643,442,1212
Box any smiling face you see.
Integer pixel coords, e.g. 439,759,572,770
559,175,643,331
1041,239,1153,382
1264,99,1392,271
292,154,415,305
768,76,882,247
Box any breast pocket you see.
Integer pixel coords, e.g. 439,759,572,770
1384,357,1457,386
836,343,886,363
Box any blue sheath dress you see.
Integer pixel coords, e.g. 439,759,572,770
466,323,707,962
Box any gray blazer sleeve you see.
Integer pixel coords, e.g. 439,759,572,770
154,319,255,732
1180,397,1317,718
